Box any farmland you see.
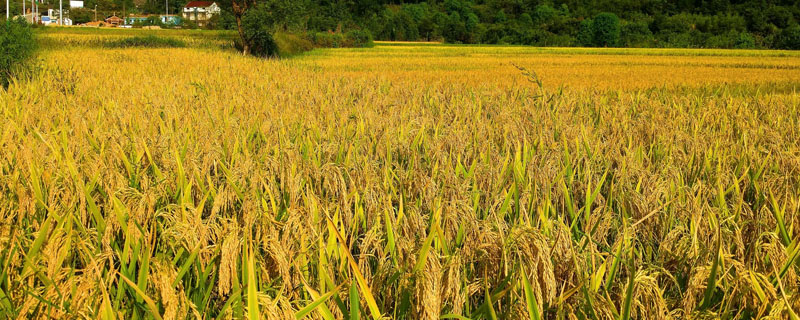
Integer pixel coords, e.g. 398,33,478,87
1,28,800,319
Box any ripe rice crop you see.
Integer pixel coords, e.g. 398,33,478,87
1,29,799,319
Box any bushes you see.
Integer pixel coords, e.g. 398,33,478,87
705,31,756,49
345,30,374,48
307,30,374,48
273,32,313,56
308,32,346,48
734,32,756,49
1,18,37,88
777,24,800,50
104,36,186,48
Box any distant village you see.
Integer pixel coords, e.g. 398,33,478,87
15,0,220,29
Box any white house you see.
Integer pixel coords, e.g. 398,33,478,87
182,1,220,27
44,9,72,25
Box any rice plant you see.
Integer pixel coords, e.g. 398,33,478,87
0,30,799,319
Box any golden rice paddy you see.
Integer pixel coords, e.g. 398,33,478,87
1,30,799,319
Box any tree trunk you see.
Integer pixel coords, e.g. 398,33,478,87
235,13,249,55
231,0,250,56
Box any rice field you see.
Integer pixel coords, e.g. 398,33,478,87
1,29,800,319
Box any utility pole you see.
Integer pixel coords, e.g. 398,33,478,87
6,0,9,20
23,0,26,22
93,4,96,22
58,0,61,25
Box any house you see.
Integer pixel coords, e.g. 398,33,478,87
105,14,124,26
46,9,71,25
182,1,220,27
125,14,181,26
42,17,70,27
125,15,149,25
161,15,181,25
69,1,83,8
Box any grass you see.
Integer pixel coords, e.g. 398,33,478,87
34,27,237,50
102,35,187,48
0,28,799,319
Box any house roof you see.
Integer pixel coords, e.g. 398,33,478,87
184,1,215,8
105,15,123,21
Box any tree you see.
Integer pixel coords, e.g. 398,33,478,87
592,12,621,47
263,0,305,31
621,20,653,47
214,0,800,50
577,19,594,46
226,0,260,55
226,0,301,55
734,32,755,49
494,9,507,24
240,3,278,57
70,8,95,24
777,24,800,50
443,11,466,43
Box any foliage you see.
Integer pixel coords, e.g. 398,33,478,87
344,29,373,48
0,18,37,88
35,0,800,49
308,32,346,48
577,19,594,46
734,32,756,49
592,12,621,47
70,8,96,25
307,30,373,48
621,20,653,47
180,19,200,30
279,0,800,49
272,32,313,56
255,0,306,31
239,3,279,57
778,24,800,50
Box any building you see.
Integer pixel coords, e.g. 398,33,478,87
182,1,220,27
69,1,83,8
125,14,181,26
125,15,149,25
43,9,73,26
105,14,124,26
161,15,181,25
